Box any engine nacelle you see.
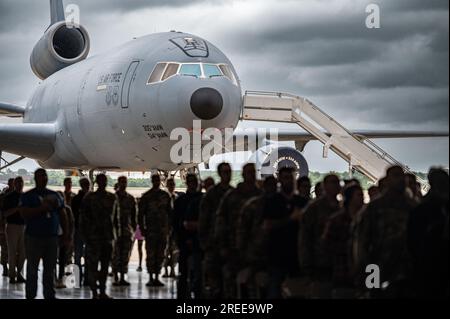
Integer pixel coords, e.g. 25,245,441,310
30,21,90,80
250,145,309,179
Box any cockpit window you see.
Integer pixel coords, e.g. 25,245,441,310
203,64,222,78
179,64,202,78
219,64,237,85
161,63,179,81
148,63,167,84
147,62,238,86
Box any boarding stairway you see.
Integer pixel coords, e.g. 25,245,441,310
242,91,430,192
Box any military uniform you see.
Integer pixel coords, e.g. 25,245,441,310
298,196,341,298
198,183,234,298
237,194,270,298
112,191,137,275
322,208,358,298
163,191,181,275
138,188,170,275
79,190,117,293
354,192,417,298
215,183,262,299
0,191,9,274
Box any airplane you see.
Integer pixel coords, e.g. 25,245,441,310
0,0,448,182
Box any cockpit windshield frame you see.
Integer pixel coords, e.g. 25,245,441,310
146,62,238,86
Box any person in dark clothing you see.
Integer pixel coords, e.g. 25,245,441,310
20,169,70,299
408,168,449,299
173,174,203,299
323,184,364,298
263,167,305,298
3,177,26,284
71,178,90,286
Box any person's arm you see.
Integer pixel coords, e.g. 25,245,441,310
131,196,137,231
214,194,230,257
237,200,254,261
137,196,146,237
3,197,20,218
78,195,90,242
20,197,52,219
198,194,211,248
59,206,71,247
298,203,315,275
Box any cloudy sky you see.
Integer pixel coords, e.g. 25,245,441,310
0,0,448,172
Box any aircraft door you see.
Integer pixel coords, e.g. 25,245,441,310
121,61,140,108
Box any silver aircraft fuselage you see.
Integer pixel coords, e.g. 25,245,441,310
24,32,242,171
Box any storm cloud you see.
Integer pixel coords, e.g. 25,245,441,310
0,0,448,171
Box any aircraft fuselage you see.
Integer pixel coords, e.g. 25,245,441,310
24,32,242,171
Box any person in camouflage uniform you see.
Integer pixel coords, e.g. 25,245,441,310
354,166,417,299
138,174,170,287
198,163,233,298
0,178,13,277
298,174,342,298
237,176,277,298
112,176,137,286
215,163,262,299
162,178,180,278
322,183,364,299
408,168,449,299
79,174,117,299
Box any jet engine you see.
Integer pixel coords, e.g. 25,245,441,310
250,145,309,179
30,21,90,80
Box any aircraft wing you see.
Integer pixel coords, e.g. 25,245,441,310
0,123,55,161
0,102,25,118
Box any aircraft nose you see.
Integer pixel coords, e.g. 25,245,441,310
190,88,223,120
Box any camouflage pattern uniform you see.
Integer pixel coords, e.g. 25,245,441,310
138,188,170,275
298,196,341,298
163,192,181,274
215,183,262,299
198,183,234,298
112,192,137,274
237,194,270,298
79,190,117,292
354,192,417,298
0,191,9,271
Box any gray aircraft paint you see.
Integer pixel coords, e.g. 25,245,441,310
22,32,241,171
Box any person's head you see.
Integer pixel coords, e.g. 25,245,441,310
218,163,232,185
186,174,199,193
242,163,256,185
64,177,72,192
95,174,108,191
314,182,323,198
344,178,360,187
323,174,341,199
368,185,380,201
14,176,24,193
428,167,449,201
278,167,295,195
343,184,364,212
263,176,278,195
166,178,176,193
203,177,215,191
297,176,312,198
151,174,161,189
34,168,48,189
405,173,417,195
386,166,406,193
79,178,90,192
378,177,388,193
117,176,128,192
7,178,14,189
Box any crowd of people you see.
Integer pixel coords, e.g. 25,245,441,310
0,163,448,299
